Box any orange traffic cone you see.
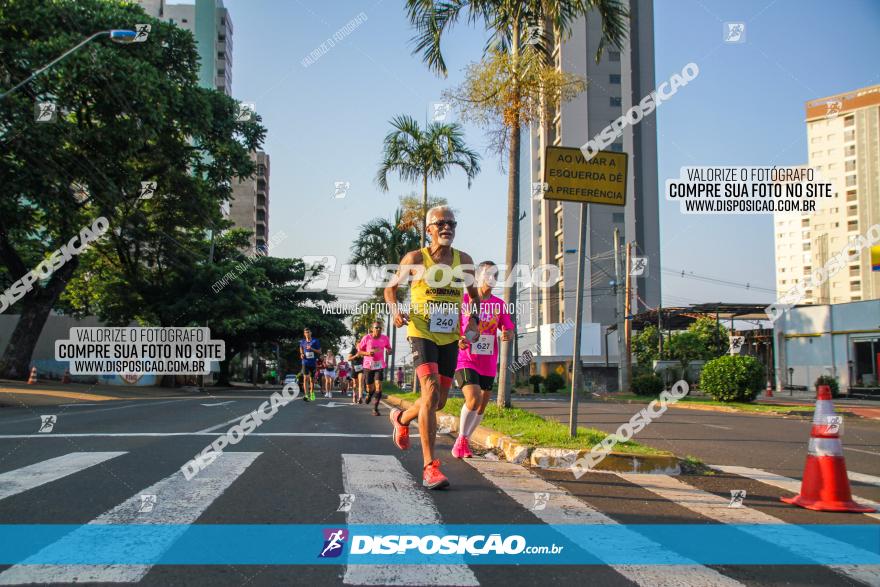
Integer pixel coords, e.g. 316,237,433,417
62,369,71,384
765,379,773,398
781,385,874,512
27,367,38,385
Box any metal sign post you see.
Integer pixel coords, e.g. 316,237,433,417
541,146,628,438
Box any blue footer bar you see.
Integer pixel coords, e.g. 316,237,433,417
0,524,877,565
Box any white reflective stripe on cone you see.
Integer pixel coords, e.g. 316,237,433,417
809,437,845,457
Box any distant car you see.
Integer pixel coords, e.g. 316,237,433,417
283,374,297,385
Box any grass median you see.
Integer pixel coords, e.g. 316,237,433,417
606,393,815,415
388,391,668,456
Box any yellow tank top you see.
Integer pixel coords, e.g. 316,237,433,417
407,247,463,345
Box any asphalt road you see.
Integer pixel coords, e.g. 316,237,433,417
0,390,878,586
514,396,880,504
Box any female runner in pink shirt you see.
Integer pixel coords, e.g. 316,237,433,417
452,261,514,458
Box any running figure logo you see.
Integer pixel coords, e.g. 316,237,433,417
319,528,348,558
138,494,157,513
723,22,745,43
531,492,550,511
138,181,157,200
729,489,747,508
133,24,151,43
630,257,648,276
728,336,745,355
38,415,56,433
35,102,57,122
333,181,350,199
337,494,355,512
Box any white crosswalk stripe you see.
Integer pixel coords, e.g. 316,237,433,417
709,464,880,521
0,452,261,585
341,454,478,586
0,452,126,501
618,472,880,586
467,458,743,587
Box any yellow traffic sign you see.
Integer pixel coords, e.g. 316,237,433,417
543,146,628,206
555,365,566,376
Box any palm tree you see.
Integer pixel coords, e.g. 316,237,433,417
350,209,422,374
376,115,481,248
405,0,629,408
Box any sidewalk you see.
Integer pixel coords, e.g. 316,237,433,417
0,378,265,408
757,394,880,420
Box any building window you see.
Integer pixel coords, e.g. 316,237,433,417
845,175,857,187
610,96,621,107
182,18,188,23
845,145,855,156
613,212,624,223
845,160,856,172
850,266,860,276
844,116,854,127
801,218,809,227
844,130,855,141
218,34,226,41
846,189,857,201
217,52,225,60
851,281,861,291
609,142,623,152
609,50,621,62
609,74,621,84
848,220,858,231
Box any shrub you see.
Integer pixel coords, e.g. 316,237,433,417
528,374,544,394
815,375,840,398
544,373,565,393
699,355,764,402
632,373,664,396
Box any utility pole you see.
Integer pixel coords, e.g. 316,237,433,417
614,229,626,393
568,203,590,437
624,242,633,394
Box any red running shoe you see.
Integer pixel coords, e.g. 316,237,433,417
390,408,409,450
422,460,449,489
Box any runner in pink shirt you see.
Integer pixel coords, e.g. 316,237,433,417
357,321,392,416
452,261,514,458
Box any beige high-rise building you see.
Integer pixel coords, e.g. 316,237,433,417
230,151,270,252
773,84,880,304
520,0,659,384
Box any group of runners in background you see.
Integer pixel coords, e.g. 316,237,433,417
297,326,403,415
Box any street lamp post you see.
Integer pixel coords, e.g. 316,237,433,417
0,30,137,100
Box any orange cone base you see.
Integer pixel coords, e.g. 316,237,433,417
781,455,875,513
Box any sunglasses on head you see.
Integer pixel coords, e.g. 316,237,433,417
429,220,457,229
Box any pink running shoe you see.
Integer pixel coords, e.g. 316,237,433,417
461,436,473,458
451,435,468,459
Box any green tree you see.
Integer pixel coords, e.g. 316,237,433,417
376,115,480,248
700,355,764,403
405,0,629,409
687,316,728,359
666,331,703,381
350,209,421,373
0,0,263,378
632,325,659,373
398,192,448,233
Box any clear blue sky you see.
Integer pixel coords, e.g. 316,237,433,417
217,0,880,310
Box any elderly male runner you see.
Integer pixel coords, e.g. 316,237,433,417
385,205,480,489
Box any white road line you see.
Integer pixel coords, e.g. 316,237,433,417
0,452,261,585
341,454,478,586
618,472,880,586
701,423,732,430
467,458,742,587
0,452,126,501
0,432,416,439
200,401,236,407
709,464,880,521
845,446,880,457
195,411,254,433
849,471,880,488
0,399,180,425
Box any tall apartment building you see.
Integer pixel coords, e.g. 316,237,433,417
230,151,271,251
135,0,232,95
521,0,660,381
136,0,269,250
773,84,880,304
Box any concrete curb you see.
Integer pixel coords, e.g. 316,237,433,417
593,395,818,419
384,395,681,475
